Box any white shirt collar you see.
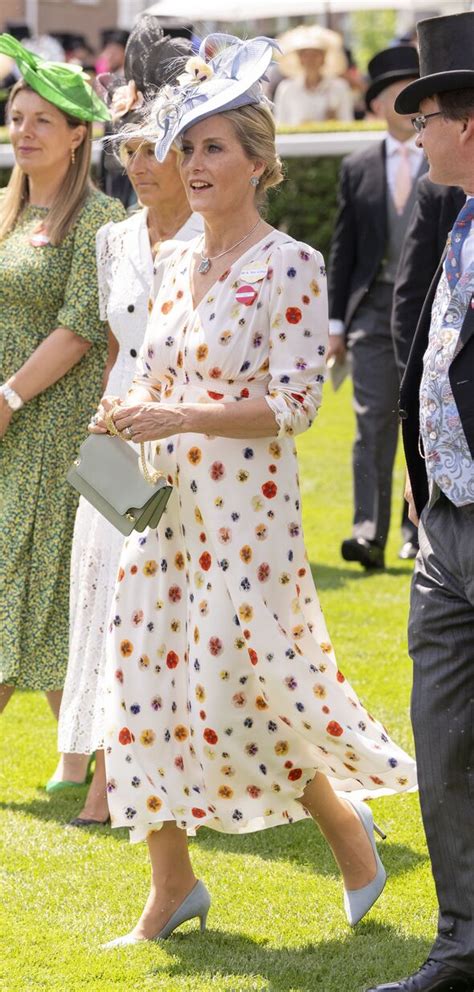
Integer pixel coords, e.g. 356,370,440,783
385,133,421,157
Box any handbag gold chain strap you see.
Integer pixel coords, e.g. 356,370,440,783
104,408,166,487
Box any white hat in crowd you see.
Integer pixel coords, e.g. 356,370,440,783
277,25,347,79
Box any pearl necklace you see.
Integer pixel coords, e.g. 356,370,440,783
197,218,262,275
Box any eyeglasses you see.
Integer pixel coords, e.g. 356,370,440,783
411,111,443,133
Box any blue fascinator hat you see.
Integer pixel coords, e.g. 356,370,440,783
151,33,278,162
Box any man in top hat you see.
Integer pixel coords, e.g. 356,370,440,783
392,173,465,379
367,12,474,992
328,45,424,569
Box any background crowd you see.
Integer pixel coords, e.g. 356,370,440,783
0,14,418,131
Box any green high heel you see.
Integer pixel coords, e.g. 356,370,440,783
45,753,95,793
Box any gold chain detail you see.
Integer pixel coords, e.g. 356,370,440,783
139,445,165,486
104,408,121,437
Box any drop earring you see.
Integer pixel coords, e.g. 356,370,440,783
250,176,259,187
71,147,76,165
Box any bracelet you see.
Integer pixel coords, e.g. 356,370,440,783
0,383,24,412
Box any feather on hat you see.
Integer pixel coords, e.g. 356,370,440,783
147,33,278,162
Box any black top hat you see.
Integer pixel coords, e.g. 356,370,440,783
4,23,30,42
50,31,87,53
365,45,419,109
66,34,88,52
101,29,130,49
395,12,474,114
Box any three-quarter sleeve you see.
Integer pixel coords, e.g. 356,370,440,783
264,242,328,437
56,196,125,342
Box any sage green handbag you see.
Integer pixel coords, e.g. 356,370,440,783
67,433,172,536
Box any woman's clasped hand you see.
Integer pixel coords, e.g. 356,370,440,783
89,394,184,442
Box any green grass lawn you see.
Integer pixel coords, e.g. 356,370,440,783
0,382,435,992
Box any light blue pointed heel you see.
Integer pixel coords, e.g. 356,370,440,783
343,798,387,926
102,879,211,949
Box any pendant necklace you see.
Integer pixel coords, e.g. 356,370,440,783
198,218,262,275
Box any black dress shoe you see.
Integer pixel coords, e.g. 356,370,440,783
398,540,419,560
366,958,474,992
341,537,385,570
67,816,110,828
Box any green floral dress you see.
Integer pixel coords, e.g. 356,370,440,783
0,188,125,690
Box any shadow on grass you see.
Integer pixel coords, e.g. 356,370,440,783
145,923,431,992
310,561,414,591
193,818,427,878
0,800,427,879
0,795,127,839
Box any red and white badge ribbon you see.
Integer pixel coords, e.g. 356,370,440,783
235,284,258,306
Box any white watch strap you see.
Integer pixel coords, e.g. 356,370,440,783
0,383,24,411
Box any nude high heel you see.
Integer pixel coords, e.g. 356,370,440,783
343,798,387,926
101,879,211,949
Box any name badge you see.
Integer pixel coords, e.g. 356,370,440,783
238,265,267,284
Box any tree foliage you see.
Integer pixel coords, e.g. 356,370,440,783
350,9,397,73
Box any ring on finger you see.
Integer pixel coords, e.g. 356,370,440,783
123,425,134,440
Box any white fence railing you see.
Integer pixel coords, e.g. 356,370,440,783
0,130,385,169
275,130,384,157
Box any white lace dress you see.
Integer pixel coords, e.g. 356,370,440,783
58,209,203,754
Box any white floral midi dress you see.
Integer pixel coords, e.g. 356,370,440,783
104,230,416,842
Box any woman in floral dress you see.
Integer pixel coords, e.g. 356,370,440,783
53,17,202,819
0,36,124,721
92,36,416,947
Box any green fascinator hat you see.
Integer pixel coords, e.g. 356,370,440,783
0,33,111,122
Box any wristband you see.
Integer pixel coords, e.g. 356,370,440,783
0,383,24,411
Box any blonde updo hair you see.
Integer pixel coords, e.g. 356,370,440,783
220,103,284,207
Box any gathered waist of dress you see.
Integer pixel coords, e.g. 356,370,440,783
162,376,270,402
